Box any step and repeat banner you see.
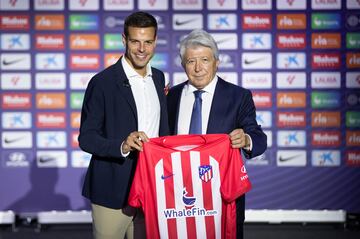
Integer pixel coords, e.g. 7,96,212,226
1,0,360,213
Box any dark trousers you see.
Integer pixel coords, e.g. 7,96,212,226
236,196,245,239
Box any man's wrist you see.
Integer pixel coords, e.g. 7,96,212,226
120,141,130,157
243,134,253,151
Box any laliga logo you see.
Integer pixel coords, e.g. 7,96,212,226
9,0,17,7
148,0,156,6
11,76,20,86
286,75,295,84
79,0,87,6
287,0,294,6
218,0,225,6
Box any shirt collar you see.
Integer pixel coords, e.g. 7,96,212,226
121,56,152,79
184,75,218,96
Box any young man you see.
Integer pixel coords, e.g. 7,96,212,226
167,29,267,238
79,12,169,239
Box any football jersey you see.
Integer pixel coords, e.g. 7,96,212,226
128,134,251,239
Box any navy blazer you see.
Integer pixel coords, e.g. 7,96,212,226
79,57,169,209
167,77,267,224
167,77,267,158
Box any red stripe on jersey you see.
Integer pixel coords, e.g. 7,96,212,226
163,153,178,239
182,151,197,238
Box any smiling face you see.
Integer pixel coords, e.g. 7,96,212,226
183,46,220,89
122,26,157,76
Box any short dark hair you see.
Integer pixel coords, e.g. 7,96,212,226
124,11,158,38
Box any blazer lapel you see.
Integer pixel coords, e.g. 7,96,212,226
173,82,186,134
152,70,166,111
114,57,137,120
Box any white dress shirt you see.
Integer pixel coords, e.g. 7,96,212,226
177,76,253,151
122,57,160,138
177,76,218,135
121,57,160,156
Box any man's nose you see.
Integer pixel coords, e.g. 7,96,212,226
194,60,202,72
138,42,145,52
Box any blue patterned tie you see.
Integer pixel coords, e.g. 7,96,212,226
189,90,204,134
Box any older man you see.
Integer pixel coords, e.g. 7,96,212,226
167,29,267,238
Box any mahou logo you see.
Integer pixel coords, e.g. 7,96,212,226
70,54,100,70
276,33,306,49
311,131,341,147
242,14,272,30
277,112,306,127
346,151,360,166
312,53,340,69
35,34,64,50
346,131,360,146
36,113,66,128
1,15,29,30
2,93,31,109
252,92,272,108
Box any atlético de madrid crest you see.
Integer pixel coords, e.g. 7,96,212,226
199,165,213,182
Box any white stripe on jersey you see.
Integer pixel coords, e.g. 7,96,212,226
155,151,222,239
190,151,207,239
172,152,187,239
155,159,168,239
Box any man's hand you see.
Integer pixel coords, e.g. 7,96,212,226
121,131,149,154
229,129,250,149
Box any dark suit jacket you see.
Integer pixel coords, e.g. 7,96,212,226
79,57,169,209
167,77,267,221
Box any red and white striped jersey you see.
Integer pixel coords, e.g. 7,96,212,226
128,134,251,239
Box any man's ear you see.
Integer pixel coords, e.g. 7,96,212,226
122,33,126,45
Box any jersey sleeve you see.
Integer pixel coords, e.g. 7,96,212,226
220,146,252,202
128,151,145,208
